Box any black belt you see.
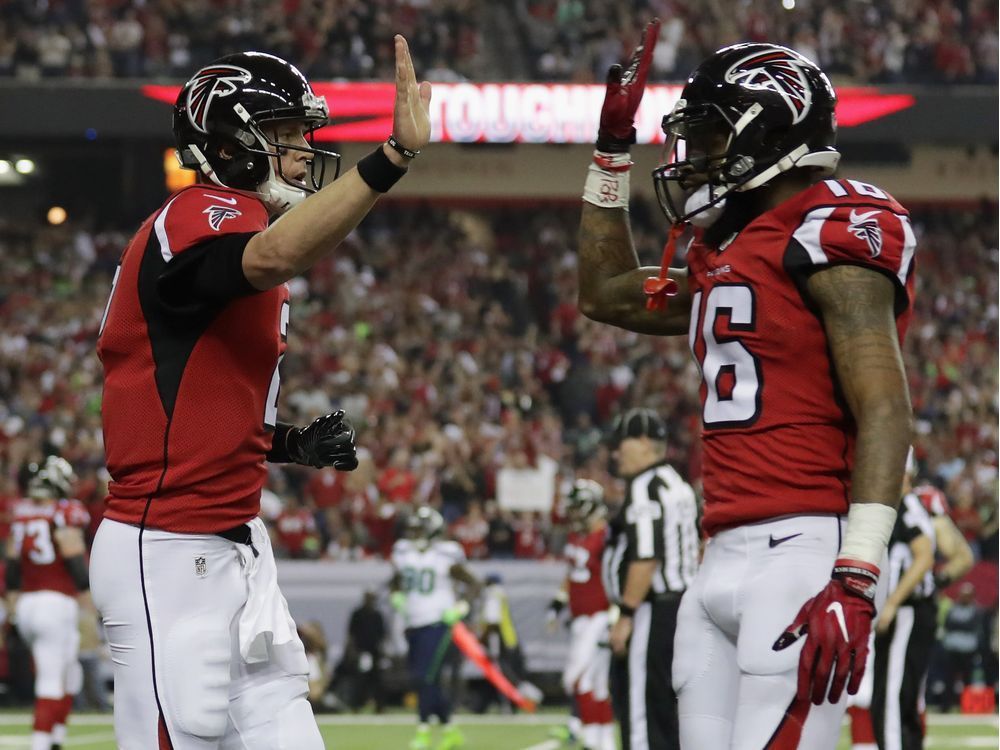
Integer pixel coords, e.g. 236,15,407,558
216,523,259,557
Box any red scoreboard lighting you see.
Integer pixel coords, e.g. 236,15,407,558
143,82,915,145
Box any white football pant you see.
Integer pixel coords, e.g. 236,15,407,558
90,518,322,750
673,514,848,750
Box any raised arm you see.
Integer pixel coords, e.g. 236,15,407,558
243,35,431,289
577,19,691,336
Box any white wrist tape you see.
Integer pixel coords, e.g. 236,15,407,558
582,151,632,209
838,502,898,570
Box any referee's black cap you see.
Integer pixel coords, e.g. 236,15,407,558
605,408,668,446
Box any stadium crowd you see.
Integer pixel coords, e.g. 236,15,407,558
0,0,996,84
0,199,995,566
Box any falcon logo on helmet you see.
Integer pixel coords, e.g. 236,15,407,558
186,65,252,135
848,208,884,258
203,204,242,231
724,50,813,124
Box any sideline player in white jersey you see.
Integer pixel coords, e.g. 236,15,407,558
5,457,90,750
391,506,482,750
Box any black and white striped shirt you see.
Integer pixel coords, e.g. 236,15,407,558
602,461,699,602
886,492,937,604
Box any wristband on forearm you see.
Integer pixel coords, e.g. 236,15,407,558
838,502,897,569
617,601,636,618
548,589,568,615
357,145,408,193
266,422,296,463
582,151,633,209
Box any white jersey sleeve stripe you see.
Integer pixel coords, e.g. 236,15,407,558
896,215,917,286
790,205,835,265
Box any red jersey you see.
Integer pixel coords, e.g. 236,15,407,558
564,526,609,617
274,508,320,558
11,499,90,597
914,483,950,518
686,179,915,536
98,186,284,533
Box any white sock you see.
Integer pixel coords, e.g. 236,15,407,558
600,723,617,750
568,715,582,736
852,745,878,750
31,731,52,750
52,724,67,744
581,724,600,749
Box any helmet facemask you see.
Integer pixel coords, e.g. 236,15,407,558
653,99,738,228
186,100,340,216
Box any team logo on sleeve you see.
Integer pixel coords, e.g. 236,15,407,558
186,65,252,134
724,51,812,124
848,208,883,257
204,203,242,231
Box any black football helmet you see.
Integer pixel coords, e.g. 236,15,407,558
27,456,76,500
652,43,840,226
566,479,605,530
173,52,341,215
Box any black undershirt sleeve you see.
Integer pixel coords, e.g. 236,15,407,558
4,558,20,592
156,232,259,316
266,422,297,463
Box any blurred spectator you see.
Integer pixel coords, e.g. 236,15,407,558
0,200,995,568
513,0,998,84
336,590,387,713
0,0,483,81
274,494,323,559
934,582,988,711
298,620,332,708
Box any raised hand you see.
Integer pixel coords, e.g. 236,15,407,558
597,19,661,152
392,35,432,155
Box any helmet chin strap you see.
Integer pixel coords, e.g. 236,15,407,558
255,159,309,215
187,144,228,188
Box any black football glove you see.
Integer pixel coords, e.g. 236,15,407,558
289,410,359,471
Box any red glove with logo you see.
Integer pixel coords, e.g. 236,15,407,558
597,19,660,153
772,559,878,705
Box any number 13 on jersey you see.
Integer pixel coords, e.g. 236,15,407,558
688,284,762,428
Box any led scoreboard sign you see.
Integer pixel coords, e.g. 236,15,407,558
142,82,915,145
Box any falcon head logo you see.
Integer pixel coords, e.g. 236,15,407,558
724,50,813,124
203,204,242,231
848,208,883,258
186,65,252,134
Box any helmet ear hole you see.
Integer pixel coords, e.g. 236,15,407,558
206,133,268,190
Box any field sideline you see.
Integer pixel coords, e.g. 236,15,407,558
0,712,995,749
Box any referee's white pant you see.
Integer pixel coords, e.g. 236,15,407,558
610,595,682,750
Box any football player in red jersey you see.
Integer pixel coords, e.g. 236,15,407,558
578,22,915,749
5,457,90,750
547,479,615,750
91,38,431,749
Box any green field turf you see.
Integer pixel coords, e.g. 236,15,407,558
0,712,995,749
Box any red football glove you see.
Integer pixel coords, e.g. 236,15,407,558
772,559,878,705
597,19,660,152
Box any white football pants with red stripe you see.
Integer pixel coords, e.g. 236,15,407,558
91,518,322,750
673,515,849,750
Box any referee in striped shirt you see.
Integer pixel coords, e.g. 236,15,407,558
602,408,698,750
871,469,937,750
